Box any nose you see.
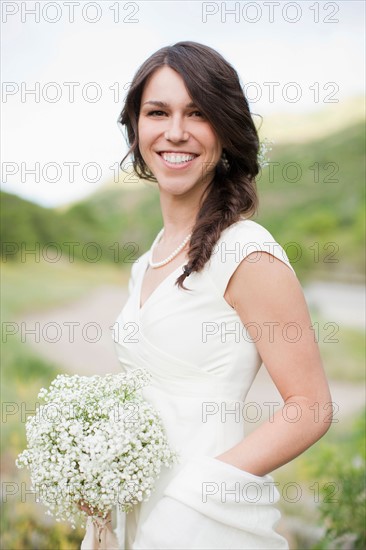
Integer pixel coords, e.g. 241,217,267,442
164,114,189,142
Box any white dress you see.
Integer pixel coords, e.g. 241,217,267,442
112,217,296,549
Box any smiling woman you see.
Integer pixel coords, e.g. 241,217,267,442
109,41,332,550
137,68,222,195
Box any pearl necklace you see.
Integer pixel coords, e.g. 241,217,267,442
149,228,192,268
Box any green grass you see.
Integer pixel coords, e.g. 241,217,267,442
274,408,365,549
1,257,128,319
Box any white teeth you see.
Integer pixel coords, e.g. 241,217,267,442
161,153,196,164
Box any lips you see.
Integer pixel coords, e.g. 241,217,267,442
156,151,199,171
159,151,198,163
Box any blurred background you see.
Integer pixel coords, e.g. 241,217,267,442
1,1,365,548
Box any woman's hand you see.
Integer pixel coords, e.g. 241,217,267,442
79,503,116,549
77,500,109,519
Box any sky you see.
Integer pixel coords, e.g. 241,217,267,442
1,0,365,207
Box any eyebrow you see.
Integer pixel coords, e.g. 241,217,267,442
142,100,197,108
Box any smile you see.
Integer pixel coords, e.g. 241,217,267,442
158,151,199,168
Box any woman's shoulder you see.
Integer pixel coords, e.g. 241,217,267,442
208,216,296,295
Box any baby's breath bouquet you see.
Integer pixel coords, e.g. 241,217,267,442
16,368,178,536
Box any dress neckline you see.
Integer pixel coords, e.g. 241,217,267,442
138,254,187,313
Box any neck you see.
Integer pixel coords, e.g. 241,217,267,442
157,180,211,244
158,202,197,246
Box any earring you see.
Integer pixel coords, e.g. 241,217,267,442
221,150,230,170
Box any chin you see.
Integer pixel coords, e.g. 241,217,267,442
157,179,197,194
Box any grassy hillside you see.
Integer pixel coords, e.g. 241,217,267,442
1,185,162,266
1,118,364,281
256,120,365,280
258,95,364,145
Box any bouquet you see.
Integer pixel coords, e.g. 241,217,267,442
16,368,178,546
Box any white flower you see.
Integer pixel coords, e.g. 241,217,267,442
258,137,273,169
16,369,179,528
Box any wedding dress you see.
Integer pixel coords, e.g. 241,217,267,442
112,217,295,549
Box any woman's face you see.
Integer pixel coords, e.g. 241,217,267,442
137,66,222,197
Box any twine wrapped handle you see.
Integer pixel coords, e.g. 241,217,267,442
80,513,119,550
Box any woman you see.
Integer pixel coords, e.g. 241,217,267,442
112,41,332,549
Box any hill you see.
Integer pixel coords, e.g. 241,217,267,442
256,119,365,281
257,95,364,144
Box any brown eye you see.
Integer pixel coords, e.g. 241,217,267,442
147,110,166,116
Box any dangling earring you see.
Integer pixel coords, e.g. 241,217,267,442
221,150,230,171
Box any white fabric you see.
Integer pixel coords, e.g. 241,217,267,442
112,218,295,549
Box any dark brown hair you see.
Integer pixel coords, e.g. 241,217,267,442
118,41,260,290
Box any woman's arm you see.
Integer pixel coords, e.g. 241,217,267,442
215,251,333,477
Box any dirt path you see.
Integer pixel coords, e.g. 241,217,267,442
17,285,365,425
17,284,129,376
